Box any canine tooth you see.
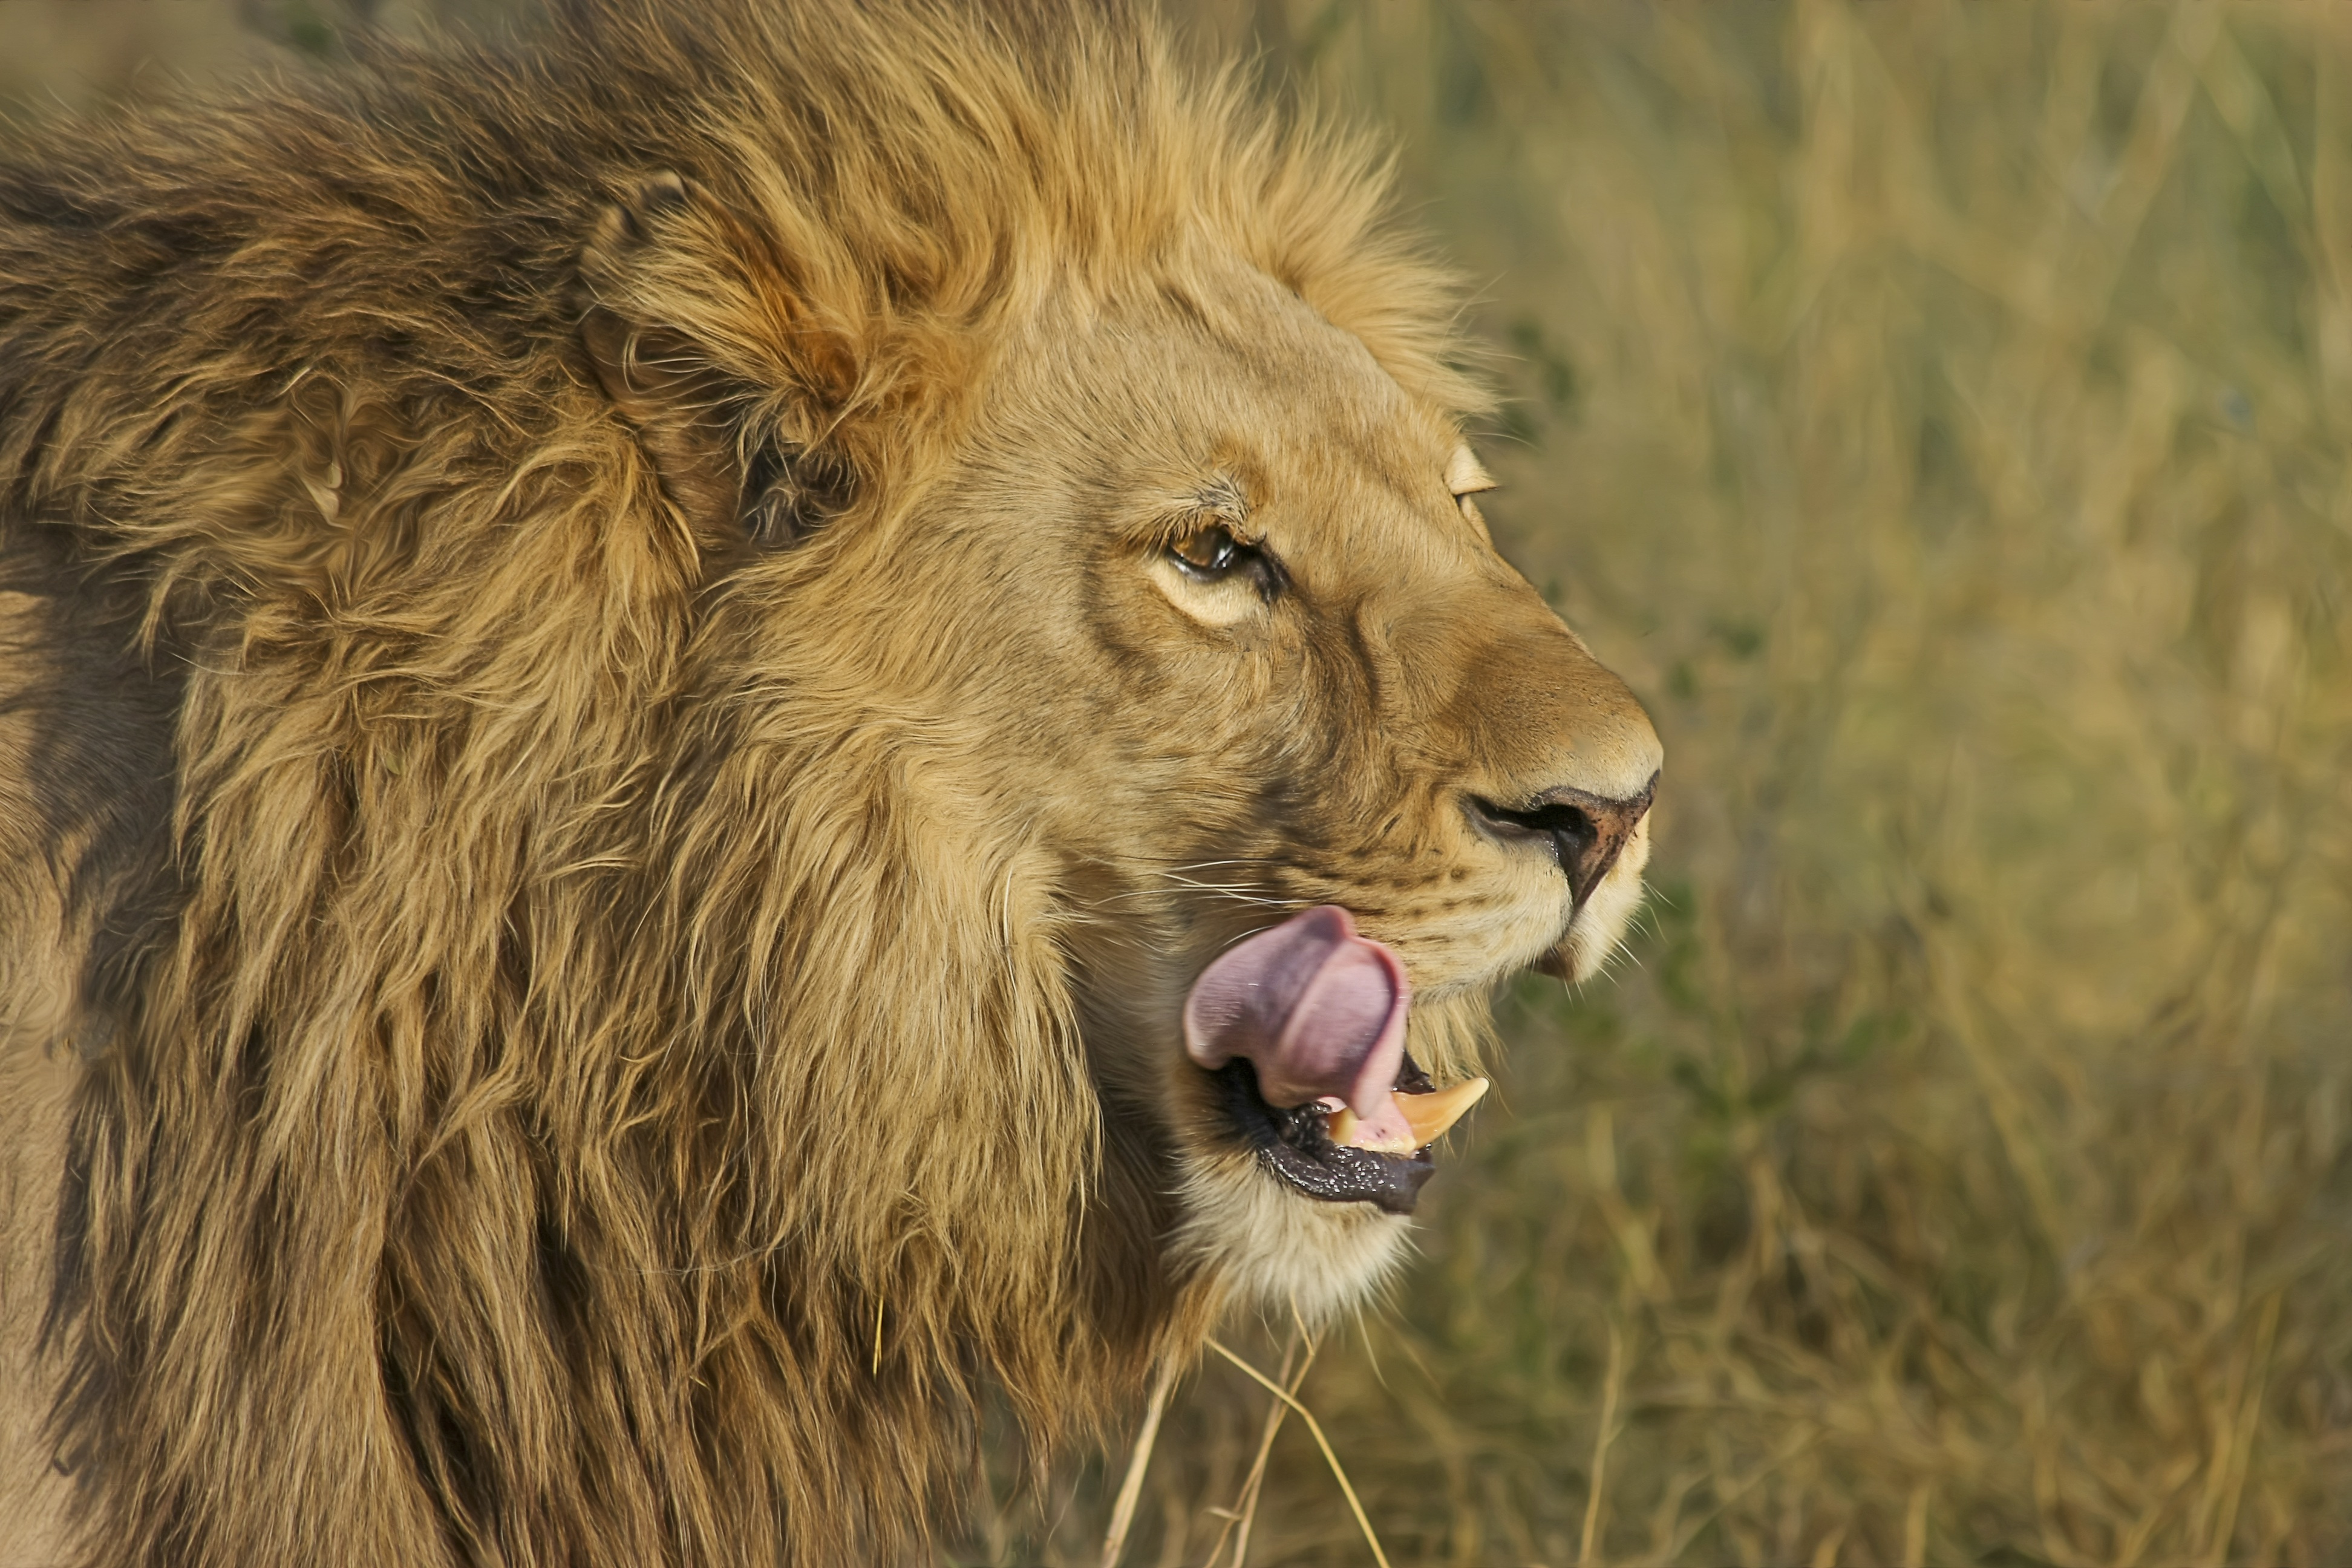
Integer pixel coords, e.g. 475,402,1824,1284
1397,1077,1489,1146
1328,1106,1359,1146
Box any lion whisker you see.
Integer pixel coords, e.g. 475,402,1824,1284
1142,874,1292,908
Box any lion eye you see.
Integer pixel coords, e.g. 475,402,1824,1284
1158,518,1283,609
1169,523,1252,580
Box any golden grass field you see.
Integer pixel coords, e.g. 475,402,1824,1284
8,2,2350,1563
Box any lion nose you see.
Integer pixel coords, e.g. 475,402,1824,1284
1471,773,1658,909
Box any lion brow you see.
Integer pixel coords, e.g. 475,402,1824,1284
1189,475,1249,520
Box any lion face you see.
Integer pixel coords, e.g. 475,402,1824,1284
837,260,1662,1317
579,157,1657,1328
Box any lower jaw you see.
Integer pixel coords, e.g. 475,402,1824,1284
1259,1137,1434,1215
1210,1059,1437,1217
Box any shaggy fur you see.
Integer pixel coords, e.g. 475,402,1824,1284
0,2,1661,1563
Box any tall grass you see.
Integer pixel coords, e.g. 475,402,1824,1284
13,1,2351,1562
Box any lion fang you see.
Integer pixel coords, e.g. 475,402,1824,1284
1327,1077,1490,1154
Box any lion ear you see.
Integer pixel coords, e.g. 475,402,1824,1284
578,172,859,550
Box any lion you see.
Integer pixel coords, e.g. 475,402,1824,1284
0,1,1661,1562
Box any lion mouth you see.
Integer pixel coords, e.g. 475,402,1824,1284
1212,1053,1482,1214
1183,906,1489,1216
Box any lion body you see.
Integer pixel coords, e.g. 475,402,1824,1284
0,3,1659,1563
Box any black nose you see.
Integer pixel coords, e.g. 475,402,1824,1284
1471,772,1658,907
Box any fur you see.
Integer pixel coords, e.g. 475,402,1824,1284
0,2,1661,1563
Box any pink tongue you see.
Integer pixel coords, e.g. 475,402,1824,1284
1181,906,1410,1118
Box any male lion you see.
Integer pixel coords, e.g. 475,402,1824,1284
0,1,1660,1562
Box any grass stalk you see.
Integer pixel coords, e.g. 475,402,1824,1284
1099,1357,1176,1568
1206,1338,1391,1568
1200,1329,1314,1568
1577,1320,1625,1566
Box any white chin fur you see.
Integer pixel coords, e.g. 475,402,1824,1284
1172,1148,1411,1324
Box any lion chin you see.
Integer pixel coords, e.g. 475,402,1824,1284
0,1,1660,1564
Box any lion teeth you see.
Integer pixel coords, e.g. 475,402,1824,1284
1324,1077,1491,1154
1399,1076,1489,1145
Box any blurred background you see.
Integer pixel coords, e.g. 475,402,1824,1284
10,2,2349,1563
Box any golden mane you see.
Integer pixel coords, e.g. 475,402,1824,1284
0,1,1489,1561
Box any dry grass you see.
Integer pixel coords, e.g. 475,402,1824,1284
15,2,2352,1563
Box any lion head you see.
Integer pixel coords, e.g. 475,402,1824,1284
0,1,1656,1561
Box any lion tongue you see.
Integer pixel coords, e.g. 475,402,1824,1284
1181,906,1409,1119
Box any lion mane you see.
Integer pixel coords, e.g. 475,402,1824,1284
0,2,1516,1563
